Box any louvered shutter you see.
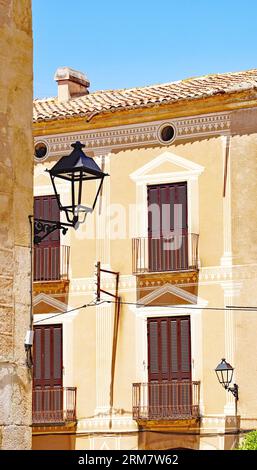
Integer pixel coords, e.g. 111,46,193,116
148,317,192,417
33,324,63,388
34,195,60,280
33,325,63,420
34,195,60,243
180,318,191,376
148,316,191,383
148,321,159,382
147,183,188,271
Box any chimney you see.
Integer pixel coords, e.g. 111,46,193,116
54,66,90,102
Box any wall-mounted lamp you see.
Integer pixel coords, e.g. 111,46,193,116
215,358,239,401
34,141,108,244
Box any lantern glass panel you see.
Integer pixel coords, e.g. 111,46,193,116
215,358,234,389
48,142,108,225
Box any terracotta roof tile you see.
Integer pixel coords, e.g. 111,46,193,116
33,69,257,123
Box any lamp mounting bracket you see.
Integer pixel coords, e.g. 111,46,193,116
227,383,239,401
33,217,74,245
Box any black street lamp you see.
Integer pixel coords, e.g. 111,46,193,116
34,141,108,244
215,358,239,401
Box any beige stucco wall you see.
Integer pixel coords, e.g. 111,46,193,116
33,133,227,447
110,138,224,274
0,0,33,449
33,98,257,449
230,110,257,427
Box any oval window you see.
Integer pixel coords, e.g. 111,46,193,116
34,142,48,159
158,124,176,144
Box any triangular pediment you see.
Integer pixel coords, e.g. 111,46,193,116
138,282,205,306
33,293,67,314
130,151,204,182
100,441,110,450
146,161,190,175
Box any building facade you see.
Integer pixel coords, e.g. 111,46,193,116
0,0,33,449
32,67,257,450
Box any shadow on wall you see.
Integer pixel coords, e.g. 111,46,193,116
138,426,200,451
32,433,76,450
224,415,241,450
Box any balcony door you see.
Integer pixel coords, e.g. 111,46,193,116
147,316,192,418
147,182,188,272
33,324,63,423
34,195,60,281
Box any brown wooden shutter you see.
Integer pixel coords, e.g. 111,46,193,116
33,324,63,389
34,195,60,280
34,195,60,244
170,319,178,374
148,320,159,382
180,318,191,375
147,183,188,271
148,316,191,383
33,325,63,421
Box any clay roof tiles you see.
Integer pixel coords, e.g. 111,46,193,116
33,68,257,123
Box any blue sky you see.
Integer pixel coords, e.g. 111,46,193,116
33,0,257,98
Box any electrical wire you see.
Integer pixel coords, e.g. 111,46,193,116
33,299,257,325
33,300,105,324
103,299,257,312
29,427,252,438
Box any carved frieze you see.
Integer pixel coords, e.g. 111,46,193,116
34,112,231,160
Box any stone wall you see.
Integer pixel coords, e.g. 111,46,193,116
0,0,33,449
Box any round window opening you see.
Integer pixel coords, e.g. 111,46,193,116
159,124,175,143
34,142,48,159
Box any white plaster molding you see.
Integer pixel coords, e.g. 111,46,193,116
221,281,242,297
95,302,114,414
201,414,239,433
96,153,111,265
68,265,256,295
129,299,207,389
129,150,204,240
221,278,242,415
34,112,231,160
130,298,208,318
33,292,68,312
77,415,137,433
33,308,79,388
93,148,112,157
220,135,233,267
201,415,226,432
137,282,202,305
130,151,204,182
70,275,136,295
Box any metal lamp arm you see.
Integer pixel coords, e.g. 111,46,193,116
228,383,239,401
33,217,74,244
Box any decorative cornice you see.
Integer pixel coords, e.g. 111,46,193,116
70,275,136,295
34,112,231,160
69,264,257,295
77,415,137,433
33,279,70,295
33,292,68,311
137,282,200,305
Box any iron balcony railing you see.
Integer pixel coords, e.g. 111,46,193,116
132,233,199,274
132,381,200,421
33,245,70,281
32,387,77,425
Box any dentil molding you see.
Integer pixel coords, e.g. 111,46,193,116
34,112,231,159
